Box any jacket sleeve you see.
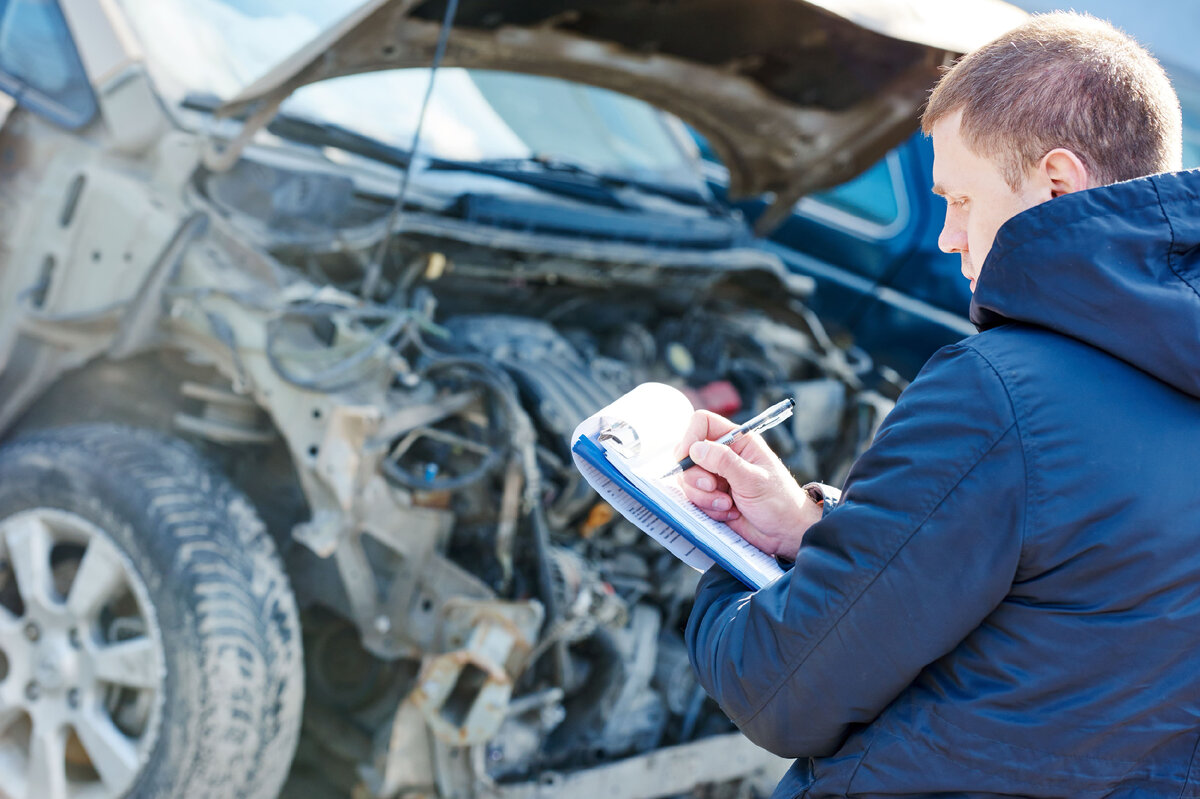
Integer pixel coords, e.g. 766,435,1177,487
685,343,1026,758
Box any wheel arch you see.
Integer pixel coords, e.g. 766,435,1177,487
4,351,311,552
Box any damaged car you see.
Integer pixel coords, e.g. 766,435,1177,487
0,0,1023,797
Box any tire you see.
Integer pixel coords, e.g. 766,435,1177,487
0,424,304,799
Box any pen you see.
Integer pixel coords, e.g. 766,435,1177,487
662,397,796,478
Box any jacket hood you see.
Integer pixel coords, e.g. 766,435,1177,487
970,169,1200,398
214,0,1025,232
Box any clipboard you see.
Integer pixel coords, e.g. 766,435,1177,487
571,383,785,590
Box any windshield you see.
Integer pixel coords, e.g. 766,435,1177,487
118,0,702,188
280,70,699,182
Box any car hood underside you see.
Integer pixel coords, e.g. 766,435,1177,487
216,0,1025,231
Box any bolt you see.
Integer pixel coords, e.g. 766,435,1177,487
373,615,391,634
23,622,40,642
68,628,82,649
67,689,79,709
25,682,39,701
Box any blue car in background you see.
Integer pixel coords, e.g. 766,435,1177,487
747,132,975,384
696,129,972,385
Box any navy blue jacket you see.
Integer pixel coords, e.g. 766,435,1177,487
687,170,1200,798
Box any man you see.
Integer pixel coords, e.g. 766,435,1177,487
678,12,1200,798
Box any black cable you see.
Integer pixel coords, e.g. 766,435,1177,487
379,356,514,492
361,0,462,300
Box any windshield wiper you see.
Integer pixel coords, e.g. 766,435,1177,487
424,156,631,209
428,156,711,209
267,115,414,170
587,167,712,207
183,92,415,171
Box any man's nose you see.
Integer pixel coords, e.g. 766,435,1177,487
938,214,967,254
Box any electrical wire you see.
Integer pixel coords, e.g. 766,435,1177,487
264,302,444,393
361,0,462,300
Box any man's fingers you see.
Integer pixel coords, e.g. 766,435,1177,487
688,440,766,491
672,411,740,460
679,478,742,523
671,410,776,467
680,476,737,514
681,466,723,493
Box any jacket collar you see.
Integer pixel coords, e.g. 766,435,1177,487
969,169,1200,398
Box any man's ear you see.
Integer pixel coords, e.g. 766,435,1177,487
1039,148,1090,197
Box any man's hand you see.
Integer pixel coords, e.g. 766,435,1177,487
672,410,821,560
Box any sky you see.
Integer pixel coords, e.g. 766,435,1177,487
1006,0,1200,83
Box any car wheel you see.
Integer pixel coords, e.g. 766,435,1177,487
0,425,303,799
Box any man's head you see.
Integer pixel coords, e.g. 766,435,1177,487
922,12,1182,291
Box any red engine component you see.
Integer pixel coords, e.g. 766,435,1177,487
681,380,742,417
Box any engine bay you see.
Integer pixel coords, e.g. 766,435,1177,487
193,154,892,793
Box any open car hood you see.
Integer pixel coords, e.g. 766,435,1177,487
217,0,1026,232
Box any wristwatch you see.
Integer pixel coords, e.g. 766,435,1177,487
802,482,841,515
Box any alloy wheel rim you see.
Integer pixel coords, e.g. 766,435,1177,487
0,509,165,799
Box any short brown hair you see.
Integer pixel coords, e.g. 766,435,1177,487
922,12,1182,189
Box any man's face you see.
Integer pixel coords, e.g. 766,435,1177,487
931,110,1049,292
